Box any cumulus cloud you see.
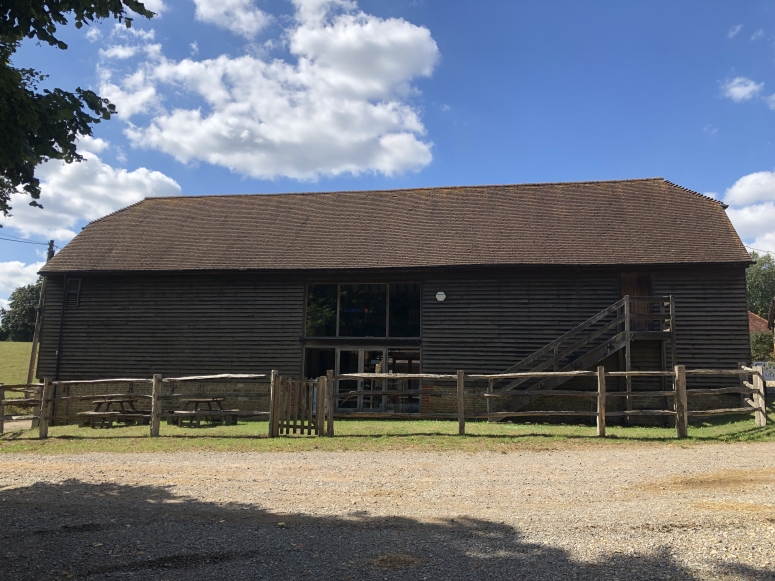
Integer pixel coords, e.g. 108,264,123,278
99,0,439,180
0,261,45,295
193,0,271,39
721,77,764,101
725,171,775,205
1,138,181,242
724,171,775,253
767,94,775,111
751,28,765,41
728,24,743,38
100,44,139,59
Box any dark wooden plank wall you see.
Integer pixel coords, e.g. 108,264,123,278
651,266,750,387
420,270,622,374
37,273,304,380
36,265,750,382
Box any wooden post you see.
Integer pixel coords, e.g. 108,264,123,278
316,376,325,435
150,374,162,437
39,377,53,439
27,241,54,386
753,365,767,427
326,370,335,437
0,385,5,435
596,366,606,437
268,370,278,437
624,295,632,424
738,361,746,409
457,370,465,436
486,378,493,420
674,365,688,438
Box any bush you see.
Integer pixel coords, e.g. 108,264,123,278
750,331,775,362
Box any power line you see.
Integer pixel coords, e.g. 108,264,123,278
745,244,775,256
0,235,51,246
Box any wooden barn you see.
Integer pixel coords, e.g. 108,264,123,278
33,177,752,415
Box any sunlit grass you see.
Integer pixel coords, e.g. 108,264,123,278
1,408,773,454
0,342,32,397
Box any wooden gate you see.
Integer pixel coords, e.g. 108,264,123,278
269,376,332,437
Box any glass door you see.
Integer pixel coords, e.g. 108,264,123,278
335,347,387,412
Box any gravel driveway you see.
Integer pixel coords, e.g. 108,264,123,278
1,443,774,580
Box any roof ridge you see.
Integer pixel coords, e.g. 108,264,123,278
138,177,667,202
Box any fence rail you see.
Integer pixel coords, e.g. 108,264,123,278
0,365,768,440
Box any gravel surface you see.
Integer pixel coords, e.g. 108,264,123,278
1,443,774,580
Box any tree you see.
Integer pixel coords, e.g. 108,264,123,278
0,280,41,341
0,0,154,220
746,251,775,318
750,331,775,363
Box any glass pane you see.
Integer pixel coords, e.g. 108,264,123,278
306,284,337,336
362,350,385,410
387,349,421,413
389,283,421,337
339,284,387,337
337,350,359,409
304,348,335,379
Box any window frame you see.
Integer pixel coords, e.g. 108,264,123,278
304,282,422,339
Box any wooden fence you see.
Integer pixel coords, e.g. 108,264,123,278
0,365,768,440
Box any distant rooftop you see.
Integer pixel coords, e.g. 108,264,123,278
41,178,749,273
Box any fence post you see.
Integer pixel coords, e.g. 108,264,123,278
486,378,493,420
326,369,335,437
674,365,688,438
0,385,4,435
268,370,278,437
597,366,606,437
39,377,53,439
150,374,162,437
457,370,465,436
316,376,325,436
753,365,767,427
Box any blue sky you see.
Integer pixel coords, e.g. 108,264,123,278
2,0,775,307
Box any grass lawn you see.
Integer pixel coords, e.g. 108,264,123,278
1,412,773,454
0,342,32,396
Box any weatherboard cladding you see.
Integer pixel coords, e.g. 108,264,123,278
40,178,748,274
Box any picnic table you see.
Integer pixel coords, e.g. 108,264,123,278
77,396,150,428
172,397,239,427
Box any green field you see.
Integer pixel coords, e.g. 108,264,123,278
0,342,32,394
1,413,773,454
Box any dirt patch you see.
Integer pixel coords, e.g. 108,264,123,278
693,501,775,515
368,552,422,570
649,467,775,492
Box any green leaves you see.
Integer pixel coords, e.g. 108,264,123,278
0,280,41,342
747,251,775,319
0,1,153,219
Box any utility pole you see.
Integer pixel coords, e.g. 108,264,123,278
26,240,55,386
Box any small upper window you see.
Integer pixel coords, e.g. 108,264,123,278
65,278,81,308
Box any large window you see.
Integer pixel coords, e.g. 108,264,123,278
305,283,421,338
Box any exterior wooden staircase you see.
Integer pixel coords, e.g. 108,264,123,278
493,296,675,409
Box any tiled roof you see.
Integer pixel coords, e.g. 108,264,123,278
41,178,750,273
749,311,770,333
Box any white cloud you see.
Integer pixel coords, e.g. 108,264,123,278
724,171,775,253
751,28,765,41
105,0,439,180
85,27,102,42
724,170,775,205
767,94,775,111
721,77,764,102
193,0,271,39
0,261,45,295
190,41,199,56
1,142,181,242
728,24,743,38
100,44,139,59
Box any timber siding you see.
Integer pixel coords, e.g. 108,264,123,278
37,273,304,380
37,265,750,383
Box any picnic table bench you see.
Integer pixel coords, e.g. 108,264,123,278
171,397,239,427
77,396,150,428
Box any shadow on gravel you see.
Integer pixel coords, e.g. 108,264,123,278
1,480,773,581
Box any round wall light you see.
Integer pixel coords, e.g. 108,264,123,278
435,291,446,302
